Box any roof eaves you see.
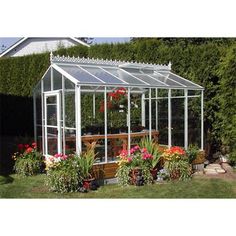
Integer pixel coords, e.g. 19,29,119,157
0,37,27,57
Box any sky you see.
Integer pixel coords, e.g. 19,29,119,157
0,37,131,52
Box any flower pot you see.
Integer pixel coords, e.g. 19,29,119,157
150,168,158,180
83,177,95,190
130,167,144,186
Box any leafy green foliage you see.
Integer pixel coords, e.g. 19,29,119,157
139,137,162,169
76,143,97,179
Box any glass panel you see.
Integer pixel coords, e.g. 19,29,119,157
150,72,183,87
164,72,200,88
47,127,58,155
64,129,76,155
53,68,62,90
65,91,75,128
59,65,101,84
106,87,128,161
172,97,184,147
64,77,75,90
188,96,201,148
102,67,146,85
157,98,168,145
43,69,51,91
123,68,166,87
47,99,57,126
81,88,105,163
80,66,125,85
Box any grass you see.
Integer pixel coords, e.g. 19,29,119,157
0,174,236,198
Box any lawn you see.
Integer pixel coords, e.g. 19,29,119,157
0,174,236,198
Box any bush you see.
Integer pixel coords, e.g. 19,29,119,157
45,154,82,193
13,142,43,176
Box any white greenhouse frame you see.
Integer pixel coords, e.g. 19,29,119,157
33,53,204,163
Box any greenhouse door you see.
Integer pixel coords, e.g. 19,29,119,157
44,92,62,156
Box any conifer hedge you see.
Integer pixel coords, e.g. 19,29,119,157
0,39,235,158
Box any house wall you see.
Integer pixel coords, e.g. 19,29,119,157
5,38,78,57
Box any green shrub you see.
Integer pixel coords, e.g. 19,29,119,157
45,154,82,193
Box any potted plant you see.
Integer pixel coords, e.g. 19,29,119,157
162,146,192,181
116,146,153,186
139,137,162,180
77,142,97,190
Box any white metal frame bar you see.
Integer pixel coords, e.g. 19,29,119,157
168,89,172,147
141,93,146,127
75,86,82,154
127,87,131,153
155,88,158,131
62,75,66,155
184,89,188,149
149,88,152,140
93,92,96,119
104,87,108,162
201,90,204,150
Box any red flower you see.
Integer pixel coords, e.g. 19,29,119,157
32,142,37,149
25,147,33,153
18,144,24,150
25,144,29,148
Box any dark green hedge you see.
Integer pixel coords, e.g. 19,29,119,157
0,38,235,158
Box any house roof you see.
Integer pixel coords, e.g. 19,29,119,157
0,37,90,57
49,54,204,90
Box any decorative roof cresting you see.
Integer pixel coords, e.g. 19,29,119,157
50,52,171,71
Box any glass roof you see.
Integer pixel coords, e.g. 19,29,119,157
50,56,203,90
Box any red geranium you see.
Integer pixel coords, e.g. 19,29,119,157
25,147,33,153
18,144,24,150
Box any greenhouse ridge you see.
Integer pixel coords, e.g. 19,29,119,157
50,53,203,90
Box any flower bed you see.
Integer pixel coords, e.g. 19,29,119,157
12,142,44,176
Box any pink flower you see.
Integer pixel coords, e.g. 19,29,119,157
141,148,147,153
127,157,132,162
32,142,37,149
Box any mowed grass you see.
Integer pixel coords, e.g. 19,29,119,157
0,174,236,198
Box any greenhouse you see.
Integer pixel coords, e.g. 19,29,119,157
33,53,204,165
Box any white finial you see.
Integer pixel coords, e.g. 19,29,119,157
50,51,53,63
168,61,172,69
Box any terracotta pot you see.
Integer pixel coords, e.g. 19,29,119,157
150,168,158,180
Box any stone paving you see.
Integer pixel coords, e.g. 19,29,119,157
193,162,236,180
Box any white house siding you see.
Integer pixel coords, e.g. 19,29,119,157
6,38,78,57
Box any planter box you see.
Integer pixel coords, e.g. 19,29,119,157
192,163,205,171
192,150,205,165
